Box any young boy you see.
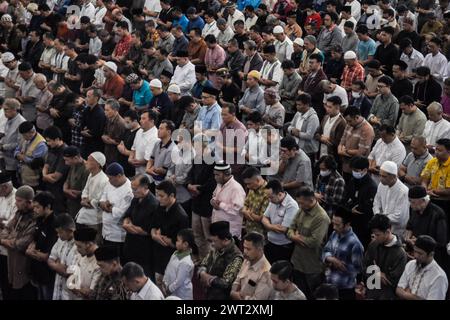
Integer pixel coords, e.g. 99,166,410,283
47,213,80,300
162,228,195,300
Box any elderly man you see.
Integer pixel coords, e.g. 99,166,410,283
0,186,37,300
230,232,272,300
0,98,25,187
1,52,21,98
76,152,109,242
34,73,54,132
423,102,450,152
373,161,410,236
341,51,365,91
121,262,164,300
211,162,246,240
197,221,244,300
238,70,265,122
16,62,40,122
169,50,196,96
102,99,126,166
262,87,285,130
399,136,433,187
101,61,124,101
80,88,107,157
260,45,283,90
273,25,293,63
0,172,16,300
14,121,48,188
99,163,133,253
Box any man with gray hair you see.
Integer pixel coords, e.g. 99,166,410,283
121,261,164,300
0,172,16,299
399,136,432,187
0,98,26,187
217,18,235,48
423,102,450,151
16,62,40,122
34,73,54,132
262,87,285,131
102,99,126,165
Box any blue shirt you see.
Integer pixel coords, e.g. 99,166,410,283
237,0,261,11
133,80,153,109
191,79,213,99
14,134,48,163
173,15,189,34
357,38,377,61
322,228,364,289
196,102,222,131
187,17,205,33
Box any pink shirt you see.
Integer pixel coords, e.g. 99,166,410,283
441,94,450,115
211,176,246,239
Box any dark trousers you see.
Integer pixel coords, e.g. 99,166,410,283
0,254,11,300
338,288,356,300
8,282,37,300
292,269,324,300
103,239,124,262
6,170,20,189
36,283,54,301
264,241,294,264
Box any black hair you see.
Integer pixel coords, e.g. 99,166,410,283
124,110,139,122
326,95,342,106
43,126,63,140
243,232,265,249
270,260,294,281
368,214,392,232
314,284,339,300
333,205,353,225
296,186,315,199
436,138,450,151
379,124,396,135
399,95,415,105
350,156,369,170
33,191,55,210
155,180,177,197
318,155,337,171
246,111,263,124
281,60,295,69
296,93,312,105
241,166,262,180
160,119,175,133
343,106,361,118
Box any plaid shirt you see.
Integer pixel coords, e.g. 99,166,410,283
322,228,364,289
71,107,87,148
315,171,346,216
341,63,365,89
244,181,270,235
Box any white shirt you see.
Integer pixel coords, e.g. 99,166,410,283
338,17,357,35
0,108,9,135
274,37,294,63
144,0,162,21
0,188,16,255
50,238,80,300
93,6,107,28
202,21,220,38
323,85,349,107
227,10,245,31
80,2,96,22
401,49,424,75
422,52,448,83
264,193,298,245
131,126,159,175
373,179,410,235
76,170,110,226
423,119,450,147
346,0,361,21
320,114,340,157
245,15,258,31
0,61,8,98
130,278,164,300
100,179,133,242
368,137,406,168
260,60,283,90
163,252,194,300
89,36,102,57
398,260,448,300
170,61,196,95
69,254,102,300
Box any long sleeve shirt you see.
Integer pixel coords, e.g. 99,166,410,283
422,52,448,83
100,179,133,242
170,61,196,95
373,179,410,235
232,256,273,300
368,137,407,168
369,93,399,127
211,176,246,239
76,171,110,226
163,251,194,300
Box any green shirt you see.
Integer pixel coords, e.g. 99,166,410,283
288,202,330,274
244,181,269,235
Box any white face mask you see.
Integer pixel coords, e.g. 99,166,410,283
352,170,366,179
320,170,331,177
352,91,361,99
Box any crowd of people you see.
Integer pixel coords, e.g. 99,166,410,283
0,0,450,301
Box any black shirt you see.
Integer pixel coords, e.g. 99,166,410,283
50,90,76,143
373,42,400,77
101,37,116,58
30,214,58,285
392,78,413,101
407,202,448,247
81,105,107,154
395,30,422,51
45,144,69,212
119,128,139,177
324,57,345,83
413,78,443,114
65,58,82,94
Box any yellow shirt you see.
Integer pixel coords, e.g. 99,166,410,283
421,156,450,190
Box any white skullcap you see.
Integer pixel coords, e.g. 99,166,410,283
380,161,398,176
90,152,106,167
1,52,15,63
293,38,304,46
167,84,181,94
344,51,357,60
273,25,284,34
150,79,162,88
103,61,117,73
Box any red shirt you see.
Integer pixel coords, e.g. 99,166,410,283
113,34,132,58
305,13,322,31
341,63,365,89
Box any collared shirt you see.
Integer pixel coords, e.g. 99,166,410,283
181,107,200,130
320,114,340,157
323,85,349,108
77,170,110,226
244,181,270,235
322,228,364,289
288,203,330,273
202,21,220,38
170,61,196,95
130,278,164,300
50,238,80,300
341,62,365,89
281,149,313,196
315,171,346,216
368,137,407,168
397,260,448,300
196,103,222,131
238,85,265,118
100,179,133,242
400,49,424,75
233,255,273,300
274,37,294,63
212,176,246,239
260,59,283,89
69,254,102,300
217,27,235,47
423,119,450,146
131,126,160,175
373,179,410,235
422,52,447,83
264,192,298,245
163,251,194,300
150,139,175,185
269,284,306,300
370,93,399,127
132,80,153,108
397,109,427,143
402,151,433,182
114,34,132,58
421,156,450,191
